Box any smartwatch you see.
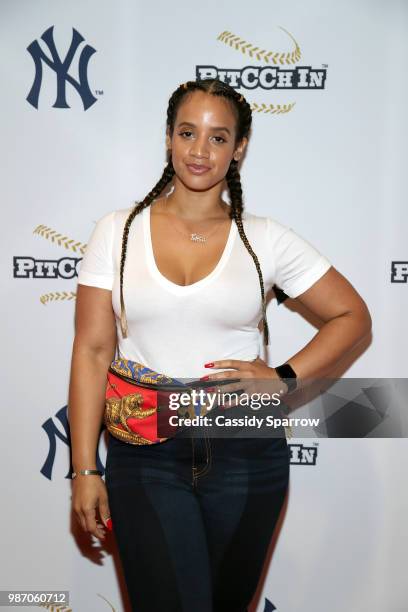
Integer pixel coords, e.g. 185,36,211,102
275,363,298,393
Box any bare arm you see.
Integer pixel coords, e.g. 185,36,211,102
68,283,117,541
282,266,372,385
68,283,117,471
202,267,372,400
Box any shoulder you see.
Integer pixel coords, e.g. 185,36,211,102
241,209,290,244
92,205,141,234
111,205,140,224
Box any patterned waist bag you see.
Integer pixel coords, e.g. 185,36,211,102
104,358,210,445
105,358,292,444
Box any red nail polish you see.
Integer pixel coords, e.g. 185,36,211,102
200,375,210,381
204,362,214,368
106,518,113,531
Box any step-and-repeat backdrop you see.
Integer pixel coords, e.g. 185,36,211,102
2,1,407,610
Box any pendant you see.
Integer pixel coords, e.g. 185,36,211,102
190,233,206,243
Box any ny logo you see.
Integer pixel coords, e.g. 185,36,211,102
26,25,97,110
41,406,105,480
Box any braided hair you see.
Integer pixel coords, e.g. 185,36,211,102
119,78,289,345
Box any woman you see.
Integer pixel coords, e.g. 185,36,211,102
68,78,371,611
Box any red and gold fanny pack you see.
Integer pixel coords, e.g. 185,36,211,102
104,358,210,445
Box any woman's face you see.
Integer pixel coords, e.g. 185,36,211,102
166,90,247,192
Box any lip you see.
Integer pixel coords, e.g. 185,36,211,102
186,163,211,175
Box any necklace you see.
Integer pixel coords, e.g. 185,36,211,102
157,193,229,244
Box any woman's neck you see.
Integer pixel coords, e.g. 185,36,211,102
163,183,230,221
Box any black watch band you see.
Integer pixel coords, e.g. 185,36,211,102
275,363,297,393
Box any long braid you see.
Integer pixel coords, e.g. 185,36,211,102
218,85,272,345
119,160,175,336
226,159,270,345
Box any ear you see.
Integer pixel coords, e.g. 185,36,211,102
233,136,248,162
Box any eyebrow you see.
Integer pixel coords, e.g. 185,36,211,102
177,121,231,136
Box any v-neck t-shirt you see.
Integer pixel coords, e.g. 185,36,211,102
77,204,332,379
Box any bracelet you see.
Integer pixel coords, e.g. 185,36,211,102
72,469,103,479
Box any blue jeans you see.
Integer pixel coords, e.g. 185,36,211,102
105,419,290,612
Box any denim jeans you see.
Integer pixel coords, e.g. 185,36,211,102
105,413,290,612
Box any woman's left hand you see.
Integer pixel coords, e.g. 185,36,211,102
201,357,289,409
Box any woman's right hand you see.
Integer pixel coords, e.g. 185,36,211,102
72,475,111,541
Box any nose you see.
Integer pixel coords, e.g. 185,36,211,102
189,134,210,159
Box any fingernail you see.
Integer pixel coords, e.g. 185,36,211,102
106,518,113,531
200,375,210,380
204,363,214,368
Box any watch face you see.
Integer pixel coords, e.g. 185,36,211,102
276,364,297,392
276,364,297,379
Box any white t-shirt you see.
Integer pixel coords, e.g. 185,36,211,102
77,204,332,379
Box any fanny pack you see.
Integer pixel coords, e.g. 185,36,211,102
105,357,292,444
104,357,211,445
